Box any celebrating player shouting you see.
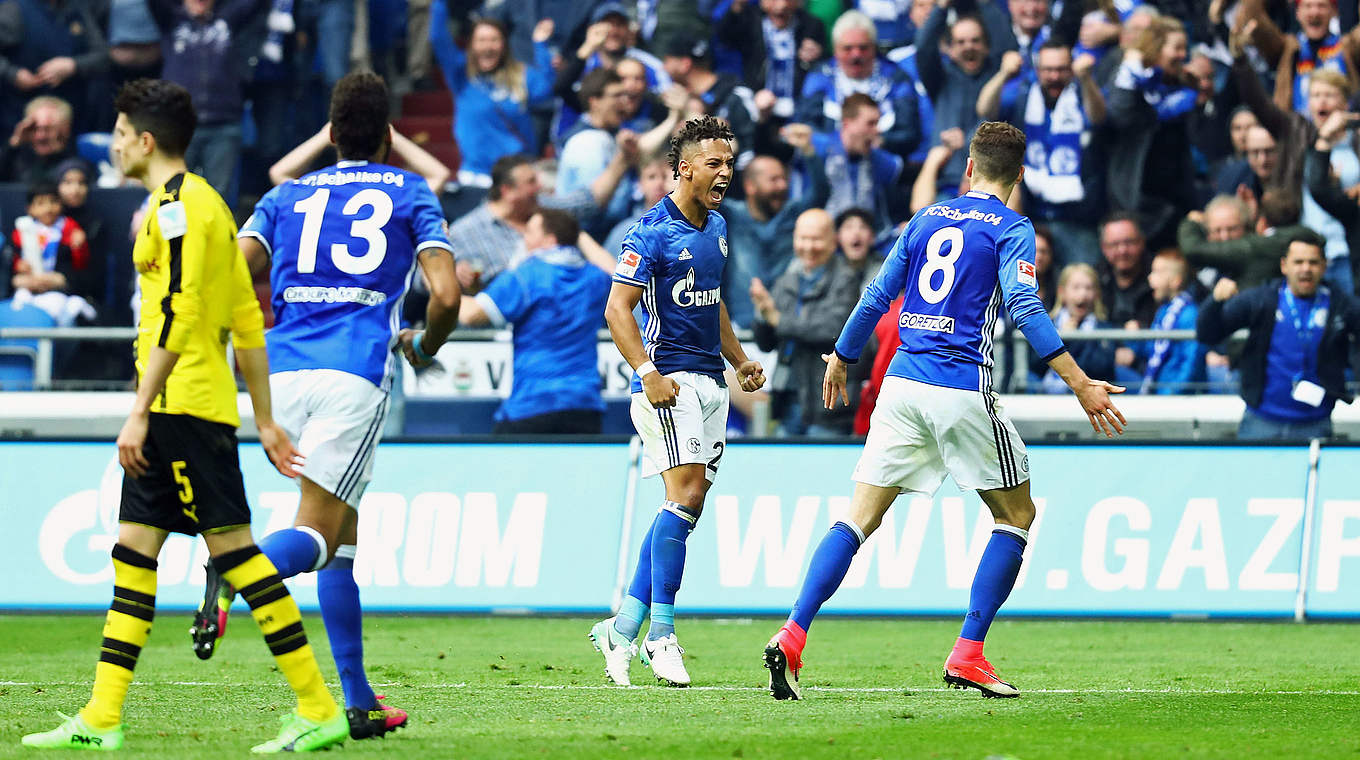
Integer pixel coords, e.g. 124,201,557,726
590,116,766,687
764,122,1126,700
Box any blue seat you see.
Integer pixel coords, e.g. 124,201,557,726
0,299,56,390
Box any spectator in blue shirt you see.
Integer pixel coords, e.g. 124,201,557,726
430,2,556,186
812,93,906,247
1135,249,1206,394
458,208,612,434
1198,232,1360,440
795,10,920,160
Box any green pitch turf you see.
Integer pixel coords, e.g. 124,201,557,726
3,614,1357,759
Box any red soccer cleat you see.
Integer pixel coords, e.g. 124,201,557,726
943,653,1020,698
347,695,409,740
763,622,806,701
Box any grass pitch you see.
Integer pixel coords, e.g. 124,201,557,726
3,614,1357,759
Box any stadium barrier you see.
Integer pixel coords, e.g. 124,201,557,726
2,439,1357,619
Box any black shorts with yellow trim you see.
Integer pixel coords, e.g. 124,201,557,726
120,412,251,535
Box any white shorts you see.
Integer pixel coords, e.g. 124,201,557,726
270,369,390,508
631,371,729,482
853,376,1029,494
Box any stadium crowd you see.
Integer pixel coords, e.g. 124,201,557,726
2,0,1360,438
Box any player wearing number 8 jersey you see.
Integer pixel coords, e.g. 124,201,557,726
763,122,1128,701
191,72,461,740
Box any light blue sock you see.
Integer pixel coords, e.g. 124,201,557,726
258,527,324,580
318,547,376,710
612,520,656,640
648,502,697,641
649,603,675,640
614,596,648,640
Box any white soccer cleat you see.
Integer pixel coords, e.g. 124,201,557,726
641,633,691,687
588,617,638,687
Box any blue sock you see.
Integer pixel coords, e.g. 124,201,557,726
612,522,655,640
959,528,1028,642
648,502,697,641
789,522,864,633
258,528,324,580
318,547,376,710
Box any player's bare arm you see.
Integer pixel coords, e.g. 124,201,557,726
1046,351,1127,437
399,248,461,369
719,301,765,393
605,280,679,408
116,345,179,478
234,346,303,478
239,236,270,282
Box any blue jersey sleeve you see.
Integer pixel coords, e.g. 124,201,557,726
478,264,532,327
998,219,1066,362
238,185,280,255
614,222,657,286
409,180,453,254
834,228,911,362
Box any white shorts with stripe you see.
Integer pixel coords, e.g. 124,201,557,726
270,369,389,508
853,376,1029,494
630,371,729,482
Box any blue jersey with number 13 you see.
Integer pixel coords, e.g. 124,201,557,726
835,190,1066,393
240,160,452,390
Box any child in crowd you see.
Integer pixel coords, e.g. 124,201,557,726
1134,249,1206,394
7,180,96,326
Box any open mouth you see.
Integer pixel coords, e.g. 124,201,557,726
709,182,729,204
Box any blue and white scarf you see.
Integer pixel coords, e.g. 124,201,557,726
260,0,293,63
1115,61,1196,122
824,60,898,133
763,17,797,118
1021,80,1087,206
1140,290,1192,392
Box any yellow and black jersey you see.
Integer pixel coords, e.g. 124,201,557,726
133,172,265,428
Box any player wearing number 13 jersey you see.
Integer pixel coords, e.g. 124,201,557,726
192,73,460,741
763,122,1128,702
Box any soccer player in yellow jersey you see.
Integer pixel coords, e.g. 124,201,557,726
21,79,349,754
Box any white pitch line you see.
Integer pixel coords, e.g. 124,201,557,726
3,681,1357,696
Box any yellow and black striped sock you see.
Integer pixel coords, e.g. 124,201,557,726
212,545,337,723
79,544,157,729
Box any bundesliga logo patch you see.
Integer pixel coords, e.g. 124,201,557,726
617,250,641,279
1017,260,1037,287
899,311,955,333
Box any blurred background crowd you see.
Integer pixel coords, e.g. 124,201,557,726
3,0,1360,439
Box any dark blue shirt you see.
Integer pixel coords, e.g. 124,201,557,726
614,196,729,391
1257,286,1334,422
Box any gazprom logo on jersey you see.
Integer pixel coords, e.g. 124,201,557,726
672,267,721,308
924,206,1005,226
900,311,955,333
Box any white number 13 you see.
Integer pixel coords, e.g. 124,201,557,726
917,226,963,304
292,188,393,275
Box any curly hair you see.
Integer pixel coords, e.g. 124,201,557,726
330,71,390,160
667,116,735,179
114,79,197,158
